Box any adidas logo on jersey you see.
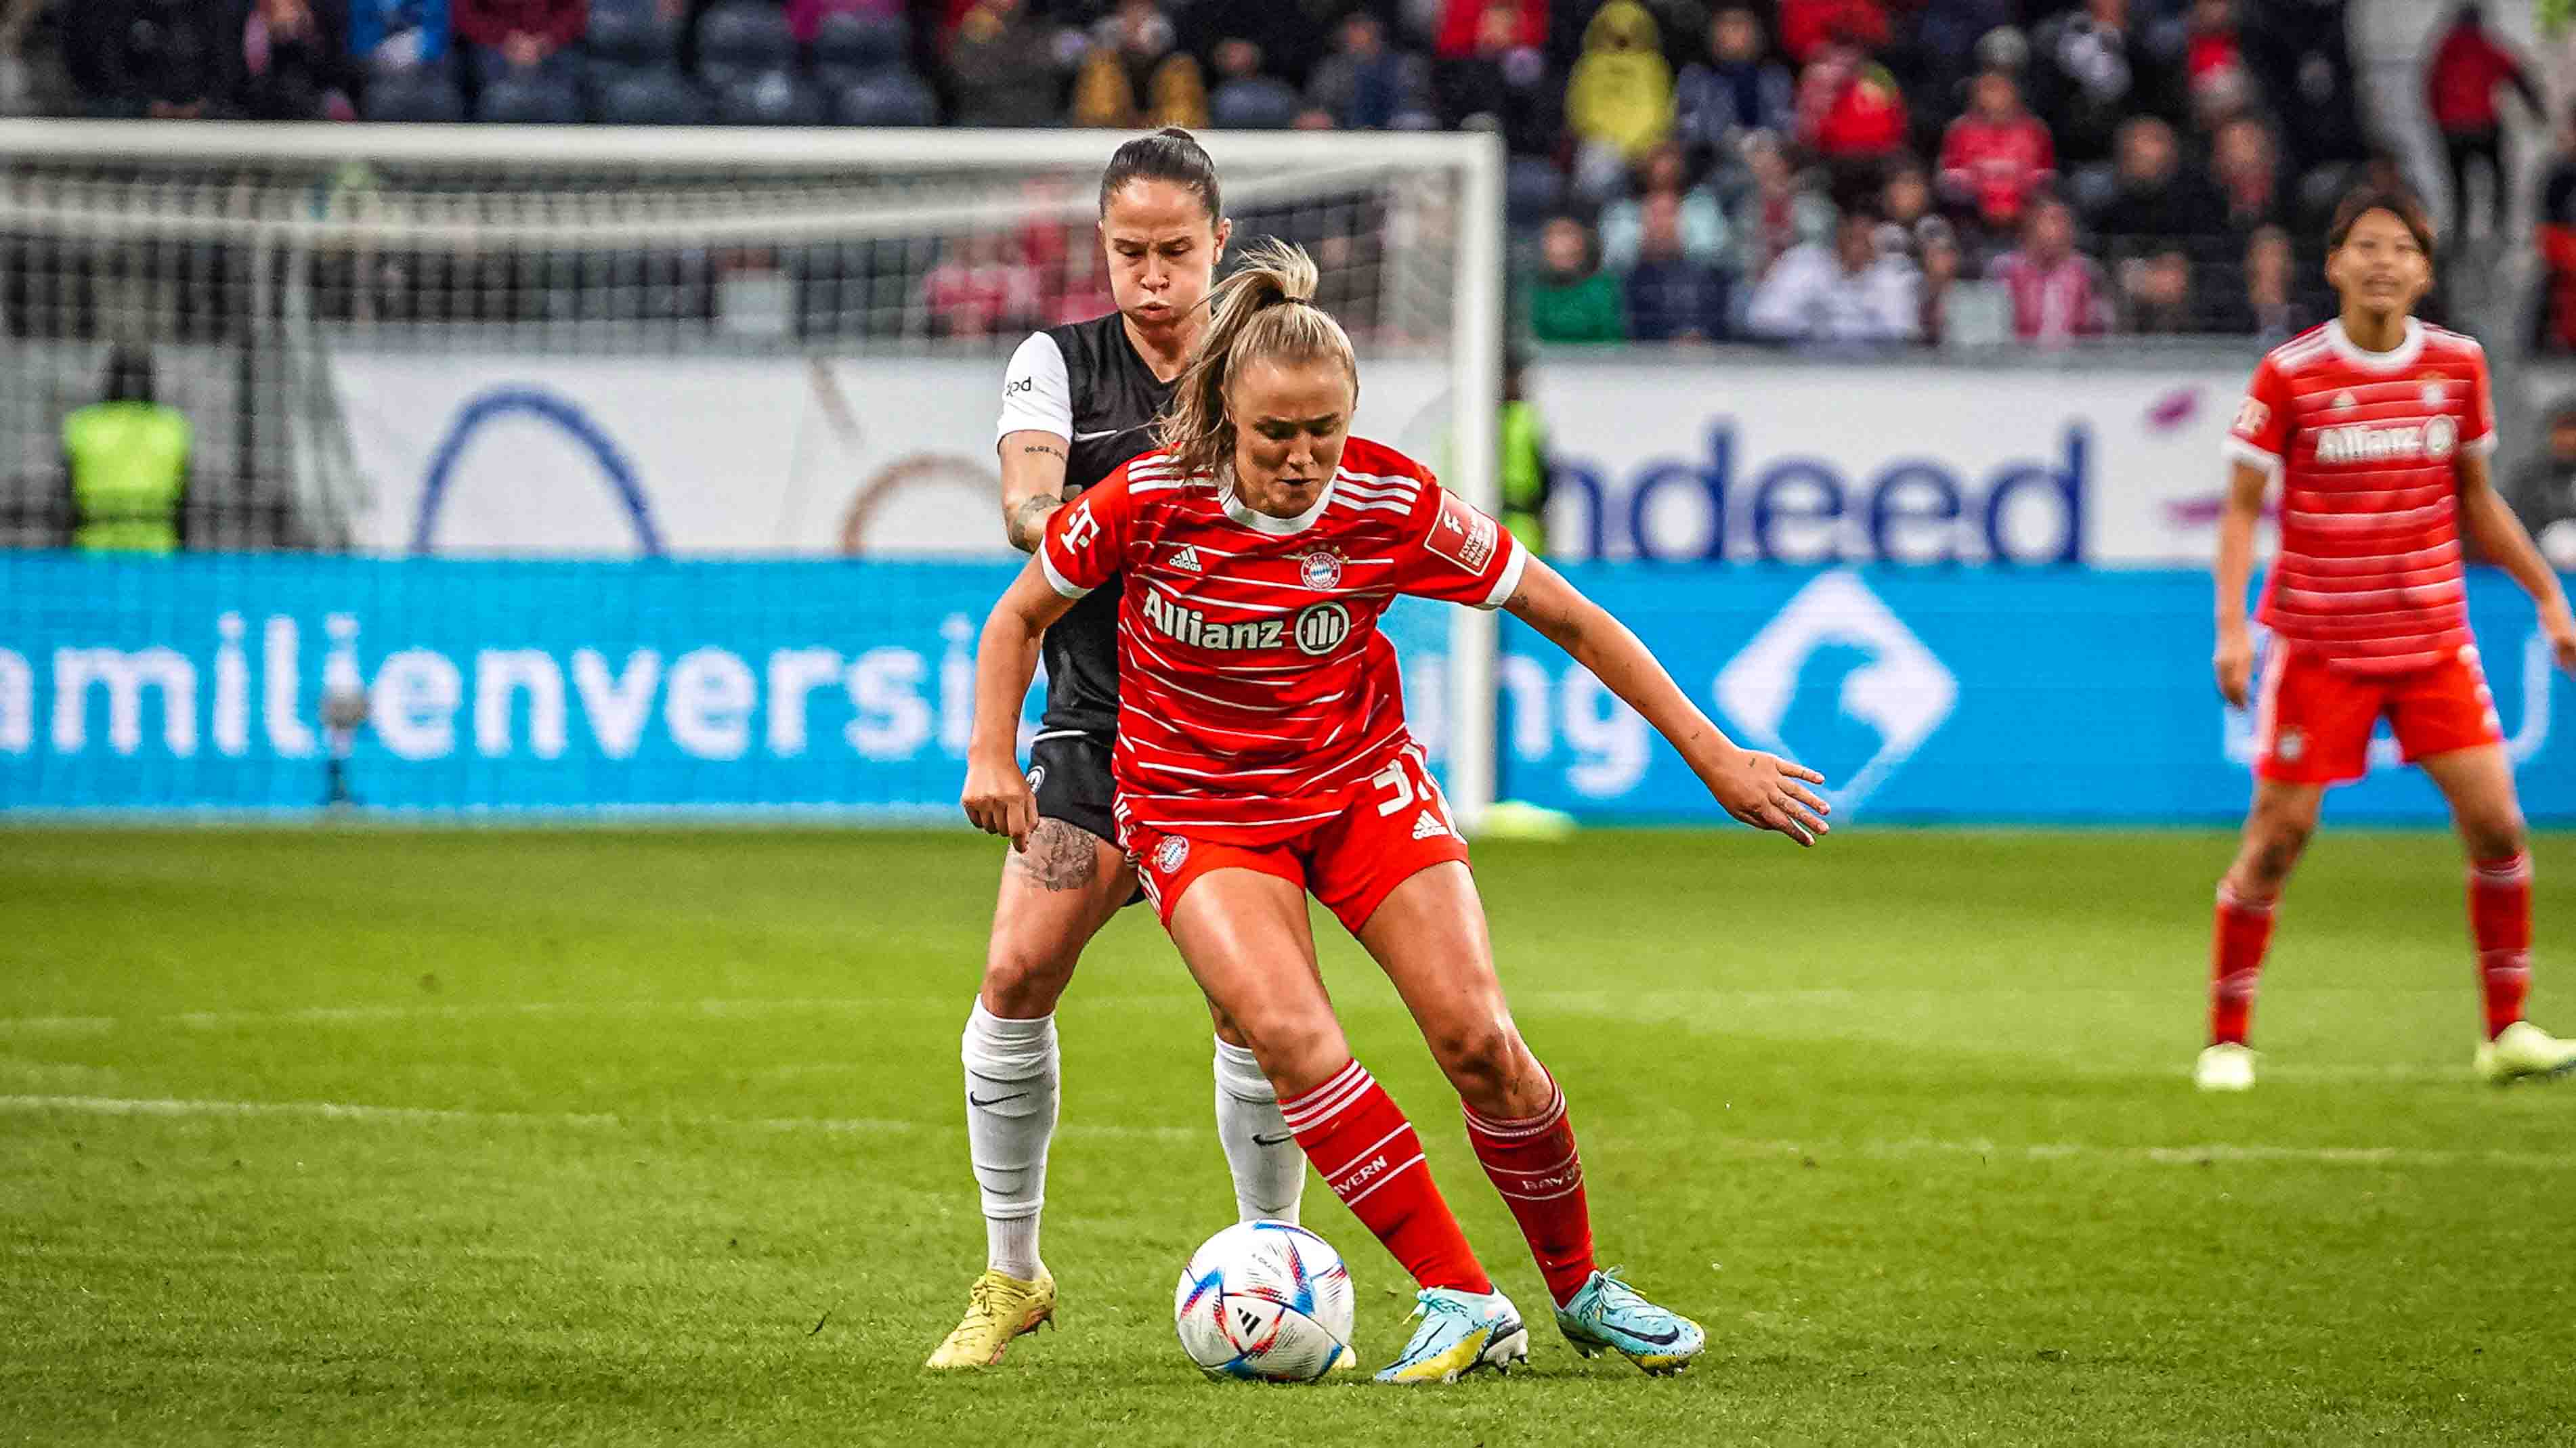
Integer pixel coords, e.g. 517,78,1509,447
2315,417,2457,464
1170,546,1203,573
2330,390,2357,410
1411,809,1451,841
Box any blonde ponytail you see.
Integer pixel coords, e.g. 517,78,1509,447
1155,238,1359,481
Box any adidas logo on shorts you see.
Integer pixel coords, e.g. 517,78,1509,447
1411,810,1450,841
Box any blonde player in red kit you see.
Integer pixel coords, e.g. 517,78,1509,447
2203,187,2576,1092
963,240,1831,1383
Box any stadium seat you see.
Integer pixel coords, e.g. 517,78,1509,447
812,12,908,93
362,68,465,123
717,71,830,127
478,72,585,125
1210,78,1302,131
595,70,714,126
834,72,937,127
697,1,798,91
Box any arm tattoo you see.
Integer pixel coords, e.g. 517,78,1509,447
1005,492,1063,553
1008,818,1102,892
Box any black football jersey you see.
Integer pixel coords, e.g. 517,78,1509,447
997,313,1177,741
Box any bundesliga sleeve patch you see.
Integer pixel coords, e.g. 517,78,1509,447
1424,491,1498,576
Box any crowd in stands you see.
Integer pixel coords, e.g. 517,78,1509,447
0,1,2554,347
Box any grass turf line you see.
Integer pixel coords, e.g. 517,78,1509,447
3,827,2573,1446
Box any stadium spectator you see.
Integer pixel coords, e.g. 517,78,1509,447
1672,6,1793,172
1564,0,1674,186
921,230,1038,340
2240,0,2365,175
1431,0,1558,157
2424,1,2541,244
1306,12,1422,131
2533,105,2576,353
1624,193,1729,342
1,0,72,116
2090,116,2225,257
1727,130,1834,283
786,0,898,47
1778,0,1887,68
2206,223,2305,345
62,347,192,553
1496,348,1550,552
349,0,446,73
64,0,232,117
945,0,1064,129
1432,0,1542,60
1208,37,1299,130
237,0,364,121
1069,1,1201,129
2508,401,2576,567
1795,37,1908,178
452,0,584,86
1599,143,1727,273
1878,156,1933,240
2031,0,2164,166
2210,112,2288,236
1937,68,2055,238
2118,240,2196,334
1528,215,1627,343
1744,204,1919,344
1986,194,2109,345
1914,215,1965,345
2168,0,2251,125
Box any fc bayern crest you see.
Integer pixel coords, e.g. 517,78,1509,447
1153,835,1190,875
1299,548,1345,590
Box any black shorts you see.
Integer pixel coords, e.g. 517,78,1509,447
1026,730,1142,905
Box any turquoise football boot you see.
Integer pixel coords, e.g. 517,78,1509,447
1554,1269,1705,1376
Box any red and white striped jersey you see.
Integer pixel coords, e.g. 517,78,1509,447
1038,436,1527,842
2223,317,2497,674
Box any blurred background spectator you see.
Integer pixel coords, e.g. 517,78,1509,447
1987,194,2108,346
1673,5,1791,173
1745,203,1918,344
1624,192,1729,342
1306,12,1425,131
1939,67,2054,244
349,0,446,74
1529,214,1627,343
62,347,193,554
945,0,1061,128
1564,0,1673,200
238,0,362,121
1599,142,1727,273
2423,1,2540,246
64,0,230,118
454,0,586,88
2510,399,2576,569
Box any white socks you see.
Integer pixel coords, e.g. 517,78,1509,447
1213,1036,1308,1225
962,1003,1058,1281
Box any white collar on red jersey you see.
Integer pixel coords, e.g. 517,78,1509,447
1218,471,1338,535
2323,316,2425,372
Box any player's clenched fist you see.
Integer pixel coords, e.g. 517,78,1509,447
1701,747,1832,847
961,753,1037,851
2213,622,2255,708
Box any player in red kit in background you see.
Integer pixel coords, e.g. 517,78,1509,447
964,240,1830,1383
2202,187,2576,1092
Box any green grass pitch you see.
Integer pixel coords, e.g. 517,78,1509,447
4,826,2573,1446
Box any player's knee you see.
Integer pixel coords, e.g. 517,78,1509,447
2462,810,2527,864
2244,812,2315,885
981,938,1079,1017
1431,1017,1528,1112
1232,1014,1346,1094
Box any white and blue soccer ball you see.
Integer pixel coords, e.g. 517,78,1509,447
1173,1219,1356,1382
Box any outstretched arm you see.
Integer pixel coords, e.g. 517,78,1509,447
2458,449,2576,674
963,558,1079,848
2212,458,2269,707
1503,556,1831,846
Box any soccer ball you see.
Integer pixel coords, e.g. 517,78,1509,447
1172,1219,1356,1382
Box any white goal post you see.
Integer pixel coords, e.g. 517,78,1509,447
0,120,1508,825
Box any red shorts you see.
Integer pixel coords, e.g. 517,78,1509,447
1125,751,1471,935
2252,642,2503,785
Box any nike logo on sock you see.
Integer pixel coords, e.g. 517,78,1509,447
968,1091,1028,1108
1251,1132,1295,1147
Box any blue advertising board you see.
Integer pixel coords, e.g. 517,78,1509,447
1,553,2567,824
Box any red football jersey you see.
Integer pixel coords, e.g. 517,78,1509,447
2223,318,2497,675
1038,436,1528,842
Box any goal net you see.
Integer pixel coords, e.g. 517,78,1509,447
0,123,1505,818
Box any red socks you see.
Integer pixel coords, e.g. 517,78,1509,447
2209,883,2277,1047
1279,1060,1490,1294
2470,854,2533,1040
1463,1074,1597,1307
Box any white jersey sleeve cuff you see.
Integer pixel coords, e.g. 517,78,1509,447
2466,431,2499,456
2220,435,2283,479
996,332,1073,443
1478,536,1530,611
1039,547,1092,600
